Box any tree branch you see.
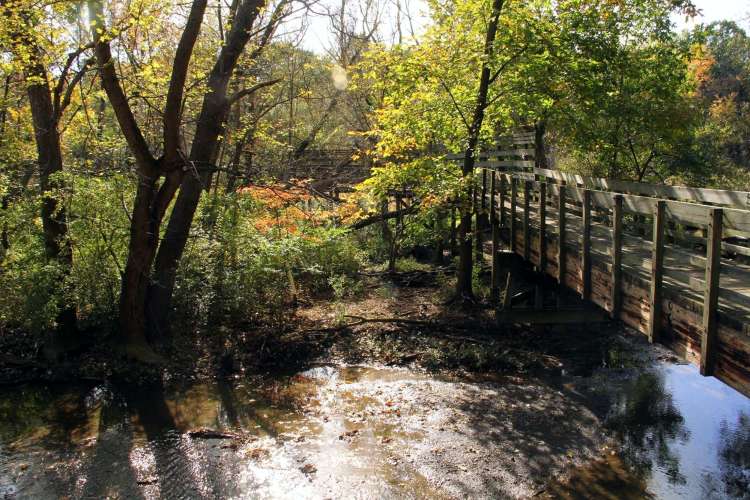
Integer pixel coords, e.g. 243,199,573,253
226,78,282,107
487,45,528,86
52,43,93,116
163,0,208,162
57,57,95,118
439,79,471,133
88,0,155,170
350,203,420,230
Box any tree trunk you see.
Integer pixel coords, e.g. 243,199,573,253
454,0,505,300
149,0,266,337
26,60,77,333
534,120,548,169
119,172,162,348
90,0,207,353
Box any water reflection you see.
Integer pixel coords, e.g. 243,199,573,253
606,371,690,487
717,412,750,498
0,362,748,499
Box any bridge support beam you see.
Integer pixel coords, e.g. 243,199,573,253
648,200,666,343
611,195,623,319
582,189,592,301
701,208,723,376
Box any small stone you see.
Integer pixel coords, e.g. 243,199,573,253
301,463,317,474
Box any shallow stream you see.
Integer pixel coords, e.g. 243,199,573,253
1,342,749,499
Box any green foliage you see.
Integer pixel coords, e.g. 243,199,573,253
172,191,366,329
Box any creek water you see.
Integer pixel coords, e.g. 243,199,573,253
0,348,748,498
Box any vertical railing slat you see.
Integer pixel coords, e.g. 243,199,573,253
523,180,531,261
510,178,518,253
539,182,547,273
558,186,567,286
491,172,501,300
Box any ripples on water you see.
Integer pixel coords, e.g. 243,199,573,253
0,361,748,499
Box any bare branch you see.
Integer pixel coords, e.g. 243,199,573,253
57,57,95,117
226,78,282,107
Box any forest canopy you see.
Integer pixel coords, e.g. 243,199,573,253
0,0,748,362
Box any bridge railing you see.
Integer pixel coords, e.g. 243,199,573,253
458,154,750,395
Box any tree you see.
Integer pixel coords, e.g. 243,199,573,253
89,0,288,355
1,1,94,335
361,0,698,300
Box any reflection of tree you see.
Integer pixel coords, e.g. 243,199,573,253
717,412,750,498
606,371,689,486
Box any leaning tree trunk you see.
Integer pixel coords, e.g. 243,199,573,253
90,0,208,354
149,104,225,337
454,0,505,300
119,171,165,348
149,0,265,337
26,60,77,334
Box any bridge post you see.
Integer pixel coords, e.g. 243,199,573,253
491,172,501,300
558,186,566,286
611,194,623,319
450,205,457,256
582,189,592,301
499,175,507,228
523,181,531,261
475,172,485,265
648,200,666,343
701,207,723,376
510,178,518,253
538,182,547,274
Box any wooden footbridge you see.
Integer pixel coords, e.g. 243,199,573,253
464,141,750,397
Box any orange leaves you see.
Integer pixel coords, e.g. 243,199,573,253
239,182,333,235
238,182,312,209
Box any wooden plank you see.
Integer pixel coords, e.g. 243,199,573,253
478,148,536,157
701,208,723,376
558,186,567,285
539,182,547,273
523,181,531,261
510,178,518,253
530,167,750,209
612,194,623,318
649,200,666,344
582,190,592,301
511,175,711,226
477,160,536,169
